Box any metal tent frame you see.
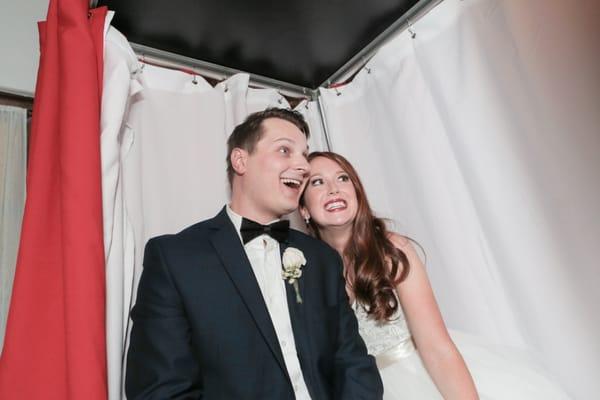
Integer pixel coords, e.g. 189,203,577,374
93,0,442,148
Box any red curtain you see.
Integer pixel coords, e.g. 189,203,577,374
0,2,108,399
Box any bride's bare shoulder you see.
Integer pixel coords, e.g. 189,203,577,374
386,231,411,250
386,232,425,265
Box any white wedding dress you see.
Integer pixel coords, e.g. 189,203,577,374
354,302,572,399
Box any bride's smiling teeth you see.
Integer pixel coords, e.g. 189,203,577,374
324,199,347,211
281,177,302,188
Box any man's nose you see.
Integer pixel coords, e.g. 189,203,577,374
295,155,310,175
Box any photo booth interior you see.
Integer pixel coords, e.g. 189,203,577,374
2,1,599,400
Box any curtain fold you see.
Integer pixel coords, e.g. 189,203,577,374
101,15,141,400
0,3,108,399
318,0,600,398
0,105,27,352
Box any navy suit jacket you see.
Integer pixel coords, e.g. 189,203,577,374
126,207,383,399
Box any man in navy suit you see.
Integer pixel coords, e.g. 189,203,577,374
125,108,383,399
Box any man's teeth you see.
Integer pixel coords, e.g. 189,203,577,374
325,201,346,211
282,178,301,188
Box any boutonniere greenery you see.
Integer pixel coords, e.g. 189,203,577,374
282,247,306,304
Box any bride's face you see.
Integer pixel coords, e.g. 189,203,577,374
301,156,358,230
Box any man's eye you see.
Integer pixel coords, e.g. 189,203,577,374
279,146,289,154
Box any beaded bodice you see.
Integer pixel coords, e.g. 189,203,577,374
353,301,414,357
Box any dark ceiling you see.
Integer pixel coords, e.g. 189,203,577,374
98,0,420,89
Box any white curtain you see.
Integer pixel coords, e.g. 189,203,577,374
0,105,27,351
318,0,600,398
101,22,327,399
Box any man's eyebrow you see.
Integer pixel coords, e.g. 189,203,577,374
273,137,294,143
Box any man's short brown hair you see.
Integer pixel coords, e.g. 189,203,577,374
226,108,310,186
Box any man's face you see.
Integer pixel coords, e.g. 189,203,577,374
236,117,309,222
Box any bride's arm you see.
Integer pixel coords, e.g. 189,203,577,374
390,234,479,400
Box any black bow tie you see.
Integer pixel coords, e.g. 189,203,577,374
240,218,290,244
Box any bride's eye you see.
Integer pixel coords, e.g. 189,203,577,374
310,178,323,186
338,174,350,182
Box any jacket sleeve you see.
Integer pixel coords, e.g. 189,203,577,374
125,238,203,399
331,253,384,400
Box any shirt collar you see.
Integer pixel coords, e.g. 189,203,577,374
226,204,282,245
226,204,243,243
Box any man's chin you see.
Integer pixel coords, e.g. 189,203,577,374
277,202,300,217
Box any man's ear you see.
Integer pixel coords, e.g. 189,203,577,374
230,148,248,175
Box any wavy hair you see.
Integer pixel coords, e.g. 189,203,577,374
301,151,410,321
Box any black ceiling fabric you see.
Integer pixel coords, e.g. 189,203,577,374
98,0,420,89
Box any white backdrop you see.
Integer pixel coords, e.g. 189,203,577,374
319,0,600,398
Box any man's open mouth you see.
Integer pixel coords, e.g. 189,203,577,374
281,178,302,189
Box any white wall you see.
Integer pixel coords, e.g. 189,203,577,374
0,0,48,96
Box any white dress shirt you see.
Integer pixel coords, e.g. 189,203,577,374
226,206,311,400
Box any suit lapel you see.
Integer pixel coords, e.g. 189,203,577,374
208,208,289,380
281,237,312,380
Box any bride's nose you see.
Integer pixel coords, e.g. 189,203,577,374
327,181,340,195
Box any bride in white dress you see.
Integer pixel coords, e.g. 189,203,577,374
299,151,571,399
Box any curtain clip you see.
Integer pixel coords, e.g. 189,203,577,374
132,55,146,76
407,19,416,39
361,57,372,74
327,80,342,96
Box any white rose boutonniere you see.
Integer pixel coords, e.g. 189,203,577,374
282,247,306,304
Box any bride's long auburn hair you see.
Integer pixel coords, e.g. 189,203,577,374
301,152,410,321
